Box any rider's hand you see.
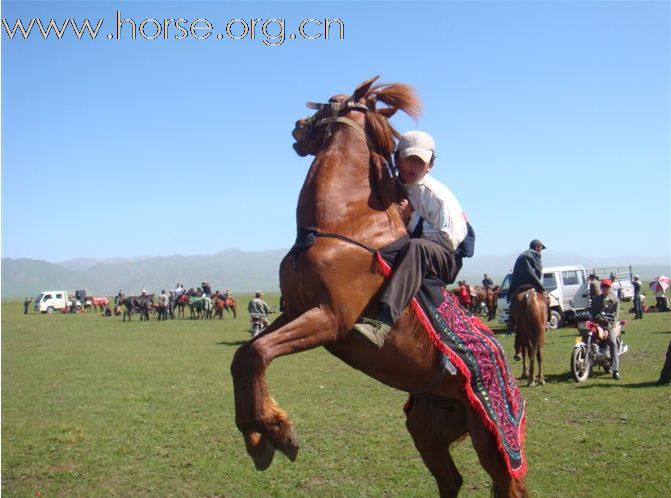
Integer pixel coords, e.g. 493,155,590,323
397,198,413,223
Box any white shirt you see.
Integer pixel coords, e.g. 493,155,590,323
402,174,468,251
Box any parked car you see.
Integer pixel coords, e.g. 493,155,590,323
34,290,82,314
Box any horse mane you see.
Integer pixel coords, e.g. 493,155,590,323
364,83,421,157
359,82,422,227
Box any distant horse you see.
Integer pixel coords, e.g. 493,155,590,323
119,295,153,321
172,293,188,318
119,297,136,322
135,294,154,321
90,296,109,312
485,286,500,321
230,77,528,496
188,296,213,319
213,295,237,319
471,285,488,317
510,287,548,386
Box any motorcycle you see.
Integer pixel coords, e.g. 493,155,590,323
571,311,628,382
249,313,268,338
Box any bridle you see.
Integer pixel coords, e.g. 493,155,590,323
301,98,374,149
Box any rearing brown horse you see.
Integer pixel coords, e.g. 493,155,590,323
231,77,528,497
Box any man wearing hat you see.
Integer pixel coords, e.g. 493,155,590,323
508,239,547,300
248,291,271,327
507,240,548,358
353,130,473,339
632,275,643,319
590,279,622,380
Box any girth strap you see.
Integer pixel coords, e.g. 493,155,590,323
290,226,377,256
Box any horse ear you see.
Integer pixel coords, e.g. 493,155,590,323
352,75,380,101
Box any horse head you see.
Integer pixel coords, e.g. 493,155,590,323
291,76,420,158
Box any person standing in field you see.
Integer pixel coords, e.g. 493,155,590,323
632,275,643,319
23,297,31,314
158,290,169,320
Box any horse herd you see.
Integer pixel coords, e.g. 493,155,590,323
454,284,500,321
116,292,237,322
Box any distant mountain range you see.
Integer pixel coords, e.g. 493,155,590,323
2,248,669,299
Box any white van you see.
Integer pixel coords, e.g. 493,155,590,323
34,290,81,314
498,265,589,329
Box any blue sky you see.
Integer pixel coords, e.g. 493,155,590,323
2,1,669,263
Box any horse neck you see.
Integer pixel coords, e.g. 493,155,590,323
297,124,402,241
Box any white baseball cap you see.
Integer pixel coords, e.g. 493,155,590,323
397,131,435,164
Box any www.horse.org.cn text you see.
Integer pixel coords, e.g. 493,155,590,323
2,11,346,46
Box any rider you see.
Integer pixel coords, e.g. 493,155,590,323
508,240,547,358
482,273,494,290
508,240,546,300
456,281,472,309
248,291,271,327
353,130,473,338
590,279,621,380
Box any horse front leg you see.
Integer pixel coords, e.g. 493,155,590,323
230,306,339,470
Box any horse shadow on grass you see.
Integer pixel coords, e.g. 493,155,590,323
539,371,574,383
216,340,248,346
571,381,660,389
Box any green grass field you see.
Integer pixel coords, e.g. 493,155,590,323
2,295,670,497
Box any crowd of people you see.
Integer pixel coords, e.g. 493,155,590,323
109,282,235,320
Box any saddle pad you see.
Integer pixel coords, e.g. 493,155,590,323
376,246,527,479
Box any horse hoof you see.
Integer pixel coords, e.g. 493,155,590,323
275,426,300,462
246,432,276,471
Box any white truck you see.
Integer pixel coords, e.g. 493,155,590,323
498,265,590,330
34,290,82,314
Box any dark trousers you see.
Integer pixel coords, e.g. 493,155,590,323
634,296,644,319
380,238,460,323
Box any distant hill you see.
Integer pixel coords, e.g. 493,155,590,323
2,249,286,298
2,249,668,299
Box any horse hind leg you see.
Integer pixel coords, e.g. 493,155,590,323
405,395,467,497
467,406,529,498
526,345,536,387
535,337,545,386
